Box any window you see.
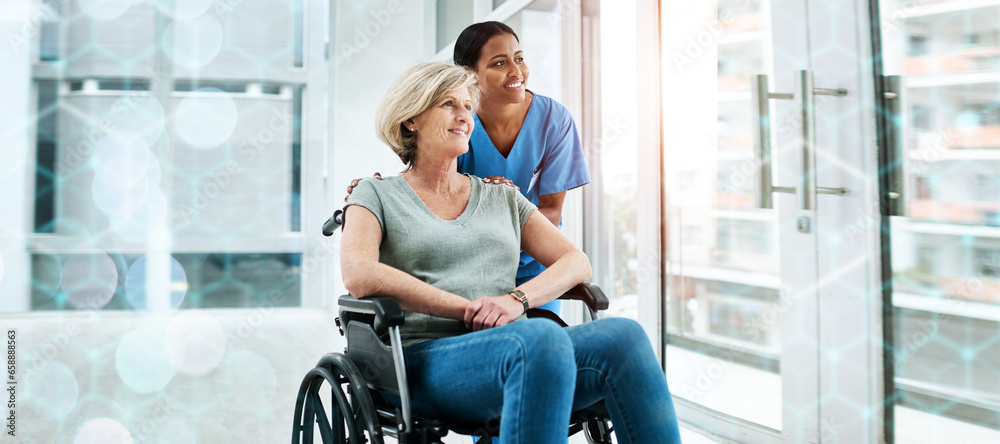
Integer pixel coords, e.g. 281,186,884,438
975,247,1000,278
916,245,937,274
908,34,929,56
19,1,314,313
33,81,58,233
914,175,933,199
911,104,933,130
975,175,1000,202
97,79,150,91
38,0,61,61
174,81,247,93
678,171,701,192
682,226,703,246
436,0,474,52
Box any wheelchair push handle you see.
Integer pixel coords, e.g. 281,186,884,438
322,209,344,236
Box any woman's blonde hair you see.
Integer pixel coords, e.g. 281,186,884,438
375,62,480,167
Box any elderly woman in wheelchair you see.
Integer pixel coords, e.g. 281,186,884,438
299,62,681,444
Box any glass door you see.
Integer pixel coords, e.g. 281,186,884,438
660,1,887,442
877,0,1000,442
661,0,786,439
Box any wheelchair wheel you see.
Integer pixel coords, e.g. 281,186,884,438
292,353,384,444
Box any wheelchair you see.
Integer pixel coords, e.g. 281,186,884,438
291,210,616,444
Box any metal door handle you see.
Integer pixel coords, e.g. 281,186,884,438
883,75,904,216
751,70,849,210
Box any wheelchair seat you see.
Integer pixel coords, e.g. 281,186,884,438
292,286,614,444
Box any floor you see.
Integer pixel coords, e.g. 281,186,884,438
3,308,995,443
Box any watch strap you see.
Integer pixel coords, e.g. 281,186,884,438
509,290,529,315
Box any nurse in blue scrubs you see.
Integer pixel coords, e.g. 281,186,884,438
345,21,590,317
453,21,591,316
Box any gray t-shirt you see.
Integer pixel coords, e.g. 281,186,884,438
345,174,537,345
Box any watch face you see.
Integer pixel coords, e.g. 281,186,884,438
512,289,525,299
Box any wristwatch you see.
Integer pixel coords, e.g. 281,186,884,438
509,289,529,315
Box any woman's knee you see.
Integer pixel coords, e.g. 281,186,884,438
505,319,574,364
597,317,648,342
583,318,650,345
589,317,657,361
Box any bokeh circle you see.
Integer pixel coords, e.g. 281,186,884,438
74,417,133,444
115,328,176,394
60,252,118,310
24,360,79,418
158,0,214,20
163,14,224,69
164,311,227,376
78,0,131,21
124,254,188,310
173,88,238,148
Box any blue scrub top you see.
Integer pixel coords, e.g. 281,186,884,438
457,92,591,279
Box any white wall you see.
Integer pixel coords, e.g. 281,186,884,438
507,9,563,103
327,0,434,296
0,1,36,312
329,0,435,187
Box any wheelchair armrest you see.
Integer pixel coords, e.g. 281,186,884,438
338,294,405,328
557,283,610,312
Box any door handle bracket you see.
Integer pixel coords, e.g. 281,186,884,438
751,71,850,210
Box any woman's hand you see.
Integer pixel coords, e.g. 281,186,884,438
482,176,518,190
464,294,524,331
344,172,383,201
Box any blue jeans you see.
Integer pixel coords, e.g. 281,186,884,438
403,317,681,444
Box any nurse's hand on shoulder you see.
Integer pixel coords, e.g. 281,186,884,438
464,295,524,331
344,172,382,202
482,176,518,191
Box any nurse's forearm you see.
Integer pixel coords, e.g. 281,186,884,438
537,191,567,226
538,206,562,226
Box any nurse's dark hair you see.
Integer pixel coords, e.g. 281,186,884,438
453,21,520,69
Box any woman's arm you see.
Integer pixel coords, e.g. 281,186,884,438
340,205,470,320
516,210,592,305
463,210,591,330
